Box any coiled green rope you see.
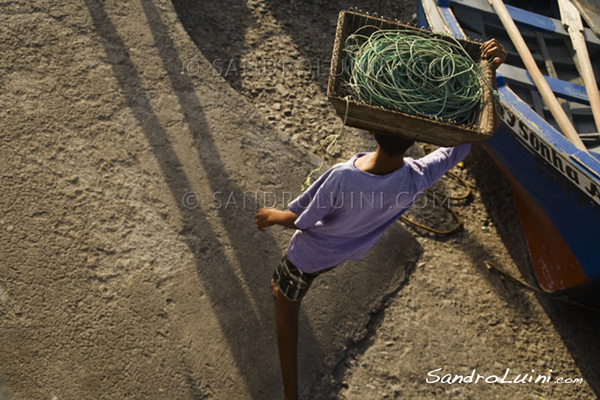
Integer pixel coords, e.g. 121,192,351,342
301,27,498,191
342,28,491,126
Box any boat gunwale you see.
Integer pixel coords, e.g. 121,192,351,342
422,0,600,174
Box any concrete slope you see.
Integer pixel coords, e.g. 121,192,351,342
0,0,421,399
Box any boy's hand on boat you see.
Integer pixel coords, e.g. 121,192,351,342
481,39,507,71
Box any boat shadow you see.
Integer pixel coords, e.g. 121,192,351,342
466,146,600,398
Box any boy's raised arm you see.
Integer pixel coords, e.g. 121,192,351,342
255,208,299,231
471,39,507,150
482,38,507,135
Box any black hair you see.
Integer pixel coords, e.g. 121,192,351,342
373,131,414,157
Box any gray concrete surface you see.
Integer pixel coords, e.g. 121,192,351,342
0,1,420,399
0,377,9,400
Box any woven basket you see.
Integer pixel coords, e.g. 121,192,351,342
327,10,495,146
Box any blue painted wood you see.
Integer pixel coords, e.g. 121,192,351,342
416,0,428,30
438,3,465,37
498,64,591,105
496,81,600,174
448,0,600,45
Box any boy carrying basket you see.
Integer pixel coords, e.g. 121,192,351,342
255,39,507,400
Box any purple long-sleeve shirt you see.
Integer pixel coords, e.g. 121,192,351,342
286,143,471,273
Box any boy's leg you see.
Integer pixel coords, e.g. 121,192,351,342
271,256,320,400
271,279,301,400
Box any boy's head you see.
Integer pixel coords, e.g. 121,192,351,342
372,131,414,157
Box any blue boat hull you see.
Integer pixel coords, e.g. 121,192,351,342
487,121,600,291
417,0,600,295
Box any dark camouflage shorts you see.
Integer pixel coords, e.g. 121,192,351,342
273,255,333,301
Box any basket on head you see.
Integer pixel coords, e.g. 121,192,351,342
327,10,495,146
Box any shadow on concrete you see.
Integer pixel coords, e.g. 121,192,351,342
83,0,327,397
139,3,423,396
536,300,600,398
169,0,600,397
84,1,422,398
171,0,256,93
171,0,411,96
261,0,416,90
0,376,10,400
